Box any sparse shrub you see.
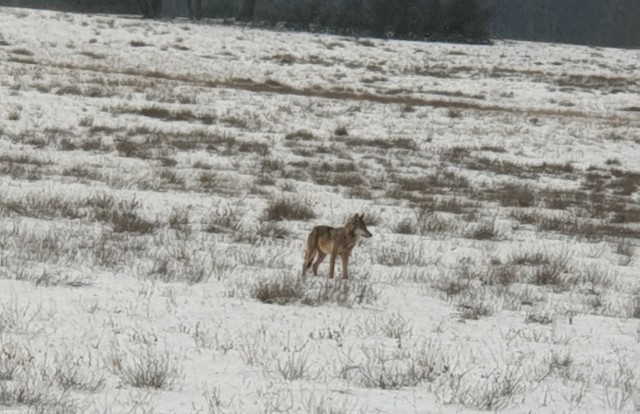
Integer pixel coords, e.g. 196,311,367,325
348,343,446,390
503,285,546,309
544,349,573,379
51,353,105,393
610,170,638,196
310,279,378,307
441,146,471,162
393,218,418,235
285,130,314,141
447,108,462,118
193,160,213,170
110,198,157,234
427,197,477,215
79,50,106,59
129,40,149,47
632,297,640,319
256,221,290,239
112,344,182,390
433,270,470,299
1,194,83,220
483,264,517,286
146,252,212,284
31,270,90,288
157,156,177,167
276,350,311,380
395,170,469,194
0,343,22,381
301,391,357,414
55,85,83,96
204,206,241,234
497,183,536,207
344,137,416,150
113,104,196,122
62,165,101,181
536,213,569,232
615,238,635,266
464,220,498,240
81,139,101,152
380,313,413,348
115,139,151,159
330,172,365,188
334,125,349,136
480,145,507,153
261,157,284,173
250,275,376,307
263,198,315,221
530,252,571,290
420,212,458,236
509,209,538,225
348,185,374,200
374,243,432,267
525,306,556,324
436,365,526,410
168,207,191,235
0,378,55,409
159,168,185,187
509,250,551,266
610,206,640,224
11,48,33,56
199,171,222,191
250,275,306,305
254,173,276,187
238,141,269,155
457,288,496,320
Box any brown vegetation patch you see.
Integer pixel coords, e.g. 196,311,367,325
129,40,150,47
263,198,316,221
79,50,107,60
394,170,469,194
28,60,630,122
455,155,574,180
285,130,315,141
10,48,34,56
342,136,416,151
492,183,536,207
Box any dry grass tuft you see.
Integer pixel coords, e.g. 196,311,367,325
263,198,316,221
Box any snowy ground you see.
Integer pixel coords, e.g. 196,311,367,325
0,6,640,413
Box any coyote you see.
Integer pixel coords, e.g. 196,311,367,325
302,213,372,279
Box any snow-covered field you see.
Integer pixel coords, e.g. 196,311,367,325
1,6,639,413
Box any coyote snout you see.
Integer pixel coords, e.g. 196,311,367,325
302,213,372,279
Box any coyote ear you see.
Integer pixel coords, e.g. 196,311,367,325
359,213,365,220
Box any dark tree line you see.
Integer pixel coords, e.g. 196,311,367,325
1,0,637,47
485,0,640,48
138,0,162,18
0,0,490,41
255,0,490,41
142,0,491,42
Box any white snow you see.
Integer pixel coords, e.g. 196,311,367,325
0,6,639,414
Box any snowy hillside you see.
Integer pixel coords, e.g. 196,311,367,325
0,6,639,413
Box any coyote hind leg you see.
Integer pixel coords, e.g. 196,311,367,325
302,249,316,277
312,252,326,276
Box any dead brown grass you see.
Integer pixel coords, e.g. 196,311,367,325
23,60,630,123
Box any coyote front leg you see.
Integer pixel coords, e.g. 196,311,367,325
328,247,338,279
340,253,350,279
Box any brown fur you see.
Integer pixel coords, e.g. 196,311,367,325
302,213,372,279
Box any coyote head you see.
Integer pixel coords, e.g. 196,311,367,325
348,213,372,238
